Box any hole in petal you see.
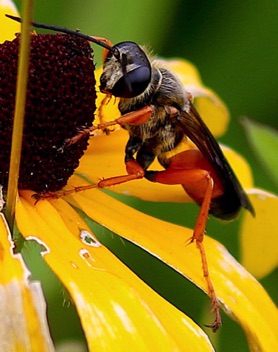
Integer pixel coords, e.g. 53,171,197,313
79,229,101,247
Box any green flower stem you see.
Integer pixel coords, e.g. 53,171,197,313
5,0,34,230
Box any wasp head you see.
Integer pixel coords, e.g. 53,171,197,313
100,42,152,98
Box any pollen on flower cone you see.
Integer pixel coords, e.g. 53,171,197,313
0,33,96,192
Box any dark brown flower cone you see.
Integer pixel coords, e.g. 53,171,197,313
0,33,96,192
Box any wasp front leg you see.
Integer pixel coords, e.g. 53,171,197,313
66,105,154,146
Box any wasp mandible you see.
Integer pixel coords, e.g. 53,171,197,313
7,14,255,332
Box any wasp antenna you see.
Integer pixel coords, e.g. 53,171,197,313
5,14,115,53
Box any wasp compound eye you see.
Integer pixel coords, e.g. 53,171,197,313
100,41,152,98
111,65,152,98
0,33,96,192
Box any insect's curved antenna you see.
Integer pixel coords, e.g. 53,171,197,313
5,14,120,59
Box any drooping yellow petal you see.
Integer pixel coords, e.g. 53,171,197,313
76,129,253,202
67,177,278,351
0,212,54,351
0,0,20,43
16,191,214,352
240,188,278,278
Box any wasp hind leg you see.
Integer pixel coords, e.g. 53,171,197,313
192,175,222,332
145,166,222,332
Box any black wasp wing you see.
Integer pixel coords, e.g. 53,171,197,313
177,101,254,218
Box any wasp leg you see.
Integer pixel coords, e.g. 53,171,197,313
35,134,150,201
90,36,113,61
90,36,113,46
96,105,153,129
33,158,146,201
66,105,153,146
145,166,222,332
192,176,222,332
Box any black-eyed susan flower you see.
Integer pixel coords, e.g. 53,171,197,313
1,1,278,351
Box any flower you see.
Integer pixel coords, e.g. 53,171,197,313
1,2,278,351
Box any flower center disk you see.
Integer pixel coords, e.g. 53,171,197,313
0,33,96,192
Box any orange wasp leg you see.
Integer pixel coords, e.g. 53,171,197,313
34,159,145,201
146,165,222,331
90,36,113,61
192,177,222,332
97,159,145,188
66,105,153,146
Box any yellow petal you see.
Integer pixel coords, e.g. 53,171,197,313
67,177,278,351
221,144,254,189
240,188,278,278
76,129,253,202
163,59,202,86
0,0,20,43
0,212,54,351
16,191,214,351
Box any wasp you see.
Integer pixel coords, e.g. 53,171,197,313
7,15,255,332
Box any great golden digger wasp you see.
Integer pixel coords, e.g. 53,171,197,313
6,14,255,332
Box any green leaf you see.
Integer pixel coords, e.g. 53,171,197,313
242,118,278,187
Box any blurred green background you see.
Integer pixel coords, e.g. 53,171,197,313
14,1,278,351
